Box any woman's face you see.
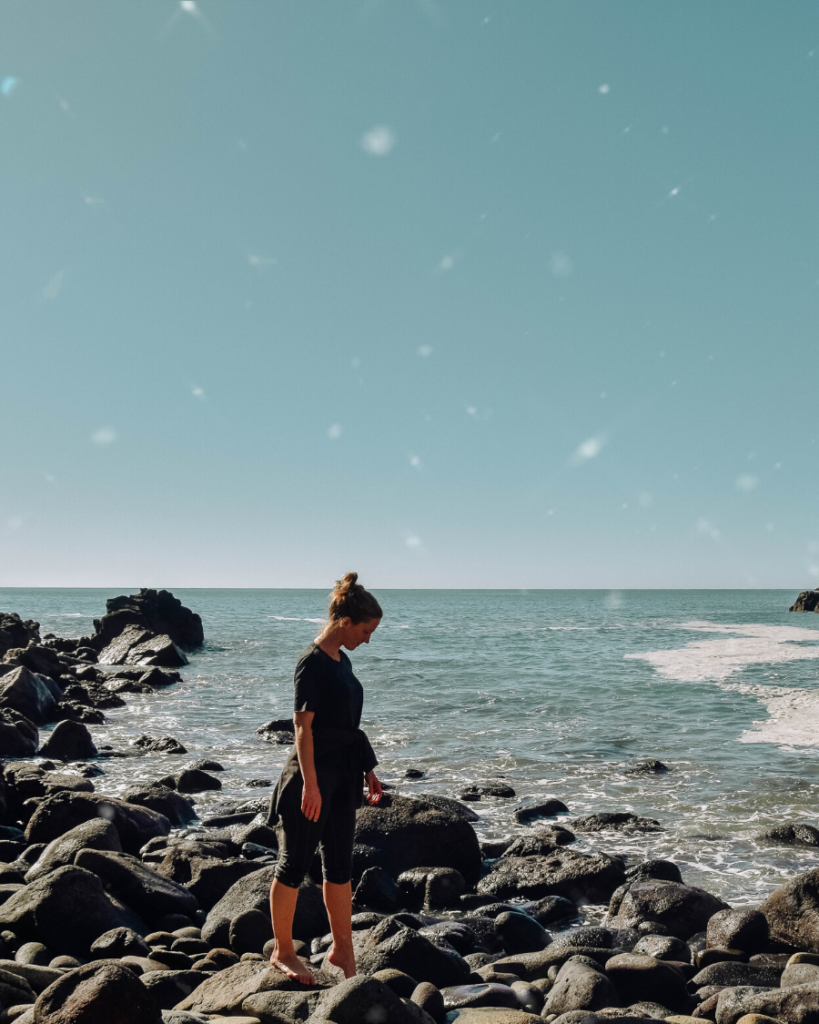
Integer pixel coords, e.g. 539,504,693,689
342,617,381,650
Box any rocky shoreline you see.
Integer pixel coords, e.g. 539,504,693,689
0,593,817,1022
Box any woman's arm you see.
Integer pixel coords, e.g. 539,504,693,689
294,711,321,822
365,769,382,805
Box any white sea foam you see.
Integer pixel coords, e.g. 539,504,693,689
630,622,819,748
628,621,819,682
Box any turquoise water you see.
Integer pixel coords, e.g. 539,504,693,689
3,588,819,912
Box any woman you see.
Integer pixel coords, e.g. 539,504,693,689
268,573,383,983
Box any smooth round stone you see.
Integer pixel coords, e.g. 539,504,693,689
145,931,176,946
441,983,521,1010
172,926,202,939
735,1017,783,1024
788,951,819,965
192,958,220,972
15,942,51,966
696,946,747,968
372,968,417,997
171,937,210,956
511,980,544,1013
49,956,81,969
147,948,193,970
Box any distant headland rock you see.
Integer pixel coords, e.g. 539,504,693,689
790,590,819,612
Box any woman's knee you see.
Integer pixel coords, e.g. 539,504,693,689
274,859,306,889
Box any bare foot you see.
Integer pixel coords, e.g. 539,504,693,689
327,944,357,979
269,949,315,985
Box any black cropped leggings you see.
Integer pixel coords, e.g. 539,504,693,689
274,768,358,888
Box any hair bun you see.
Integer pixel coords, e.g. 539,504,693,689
328,572,382,624
338,572,358,591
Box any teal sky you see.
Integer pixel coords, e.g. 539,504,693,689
2,0,818,589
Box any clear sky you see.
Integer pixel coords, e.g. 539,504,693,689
2,0,818,589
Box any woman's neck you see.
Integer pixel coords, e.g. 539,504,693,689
316,624,344,661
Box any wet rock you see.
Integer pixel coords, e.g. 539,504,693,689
419,921,479,957
127,634,189,669
89,926,152,959
0,667,60,725
2,645,63,681
398,866,467,909
310,974,434,1023
246,778,271,788
790,589,819,612
354,866,402,912
605,952,689,1010
572,812,663,834
543,957,620,1016
33,958,163,1023
706,909,769,954
494,911,551,954
353,794,483,884
132,735,187,754
38,720,97,760
756,823,819,847
190,759,224,772
625,759,669,775
478,848,626,904
502,834,576,861
94,589,204,649
760,866,819,952
174,769,222,794
186,857,263,910
632,934,692,963
405,768,425,779
354,921,470,989
229,909,273,956
97,625,154,666
74,849,199,922
626,859,684,885
0,614,40,659
492,945,619,981
441,982,520,1009
528,894,580,925
255,720,295,744
0,865,146,958
515,799,569,824
202,867,326,948
690,959,783,989
0,710,38,757
715,983,819,1024
550,927,616,951
25,818,122,882
607,879,730,940
122,784,196,826
25,791,170,854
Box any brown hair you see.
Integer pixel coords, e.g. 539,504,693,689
328,572,383,624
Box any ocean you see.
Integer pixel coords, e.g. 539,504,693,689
3,587,819,917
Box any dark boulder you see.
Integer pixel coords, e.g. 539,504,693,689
761,867,819,952
187,858,264,910
790,589,819,612
625,859,683,884
24,791,170,854
140,969,204,1010
607,879,729,940
571,812,663,834
514,798,569,824
33,958,163,1023
97,625,153,665
502,827,576,858
174,769,221,793
132,734,187,754
354,922,471,990
352,793,483,885
494,910,551,954
441,982,520,1010
127,634,189,669
419,921,479,957
201,865,327,947
706,908,769,953
689,958,782,988
25,818,122,882
354,866,402,913
528,894,579,925
715,982,819,1023
757,823,819,847
631,933,691,962
94,589,204,649
89,926,151,959
478,849,626,904
604,952,689,1010
312,974,436,1024
0,613,39,658
625,759,669,775
0,709,38,757
255,719,295,744
39,720,97,760
73,849,199,922
2,644,63,680
0,865,146,958
121,784,196,826
543,957,620,1017
398,866,467,909
228,908,273,955
0,667,60,725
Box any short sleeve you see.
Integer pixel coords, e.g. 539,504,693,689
294,652,320,714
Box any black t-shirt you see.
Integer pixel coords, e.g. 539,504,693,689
293,642,364,732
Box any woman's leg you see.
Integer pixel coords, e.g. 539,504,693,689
324,880,355,978
269,878,315,984
320,776,359,979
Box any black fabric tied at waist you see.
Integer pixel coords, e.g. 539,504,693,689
268,726,378,823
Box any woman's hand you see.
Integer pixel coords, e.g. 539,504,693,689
365,770,382,805
301,780,322,822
